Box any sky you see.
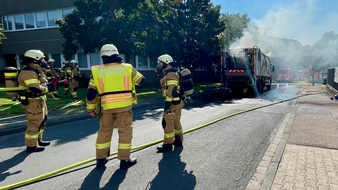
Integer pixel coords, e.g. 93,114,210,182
211,0,338,46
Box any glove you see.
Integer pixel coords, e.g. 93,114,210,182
88,111,96,117
46,82,56,92
164,101,171,113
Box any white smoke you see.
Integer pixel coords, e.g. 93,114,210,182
229,0,338,71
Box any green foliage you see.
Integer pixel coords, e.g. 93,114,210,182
0,85,160,116
0,23,6,44
57,0,232,69
300,31,338,72
219,13,250,51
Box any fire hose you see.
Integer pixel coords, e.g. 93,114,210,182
0,92,324,190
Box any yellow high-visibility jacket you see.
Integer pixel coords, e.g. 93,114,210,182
87,63,143,112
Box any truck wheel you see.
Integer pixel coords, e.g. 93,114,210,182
256,79,263,94
266,79,271,90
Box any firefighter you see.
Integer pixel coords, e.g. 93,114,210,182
86,44,144,168
45,58,60,98
60,61,71,95
69,60,81,99
156,54,184,152
18,50,56,152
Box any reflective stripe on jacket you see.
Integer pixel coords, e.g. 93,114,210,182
91,63,133,110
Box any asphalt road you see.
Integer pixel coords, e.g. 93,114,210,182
0,84,300,190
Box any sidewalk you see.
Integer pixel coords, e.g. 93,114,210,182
271,85,338,190
247,84,338,190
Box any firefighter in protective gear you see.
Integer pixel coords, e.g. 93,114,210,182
45,58,60,98
86,44,144,169
69,60,81,99
60,61,71,95
18,50,56,153
156,54,184,152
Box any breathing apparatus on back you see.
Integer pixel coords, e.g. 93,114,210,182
156,54,194,97
2,50,45,99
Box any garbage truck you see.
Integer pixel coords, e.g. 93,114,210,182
222,46,274,95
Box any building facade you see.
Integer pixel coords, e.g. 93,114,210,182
0,0,165,86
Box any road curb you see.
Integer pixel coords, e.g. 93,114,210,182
246,95,298,190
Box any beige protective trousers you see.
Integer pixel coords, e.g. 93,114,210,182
96,110,133,160
162,100,184,144
24,100,48,147
69,78,78,98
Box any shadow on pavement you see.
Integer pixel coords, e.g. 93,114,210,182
0,151,30,182
148,146,196,190
101,168,128,190
80,167,107,190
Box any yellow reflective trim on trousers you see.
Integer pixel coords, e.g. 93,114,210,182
25,133,39,140
96,142,111,149
25,79,39,85
87,103,96,110
5,72,17,77
165,97,180,101
165,132,175,139
175,129,183,134
166,97,173,101
118,143,131,150
39,129,44,135
167,80,178,86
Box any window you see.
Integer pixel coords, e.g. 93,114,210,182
2,17,8,31
47,10,61,27
149,57,157,69
129,55,136,68
90,52,101,67
77,53,88,68
62,8,74,18
2,7,73,32
51,53,62,68
7,16,14,30
137,55,148,69
36,12,46,28
25,13,35,29
14,15,24,30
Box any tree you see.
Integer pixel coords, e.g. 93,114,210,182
219,13,250,51
0,23,6,44
300,31,338,72
175,0,225,68
57,0,225,69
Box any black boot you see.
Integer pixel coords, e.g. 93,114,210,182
96,158,108,168
120,158,137,169
157,144,173,152
173,135,183,146
26,146,45,153
38,139,50,146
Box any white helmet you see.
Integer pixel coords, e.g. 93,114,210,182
100,44,119,57
70,60,77,64
24,50,45,61
157,54,173,64
48,58,55,63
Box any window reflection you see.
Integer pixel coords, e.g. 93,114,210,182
36,12,46,28
14,15,24,30
25,13,35,29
